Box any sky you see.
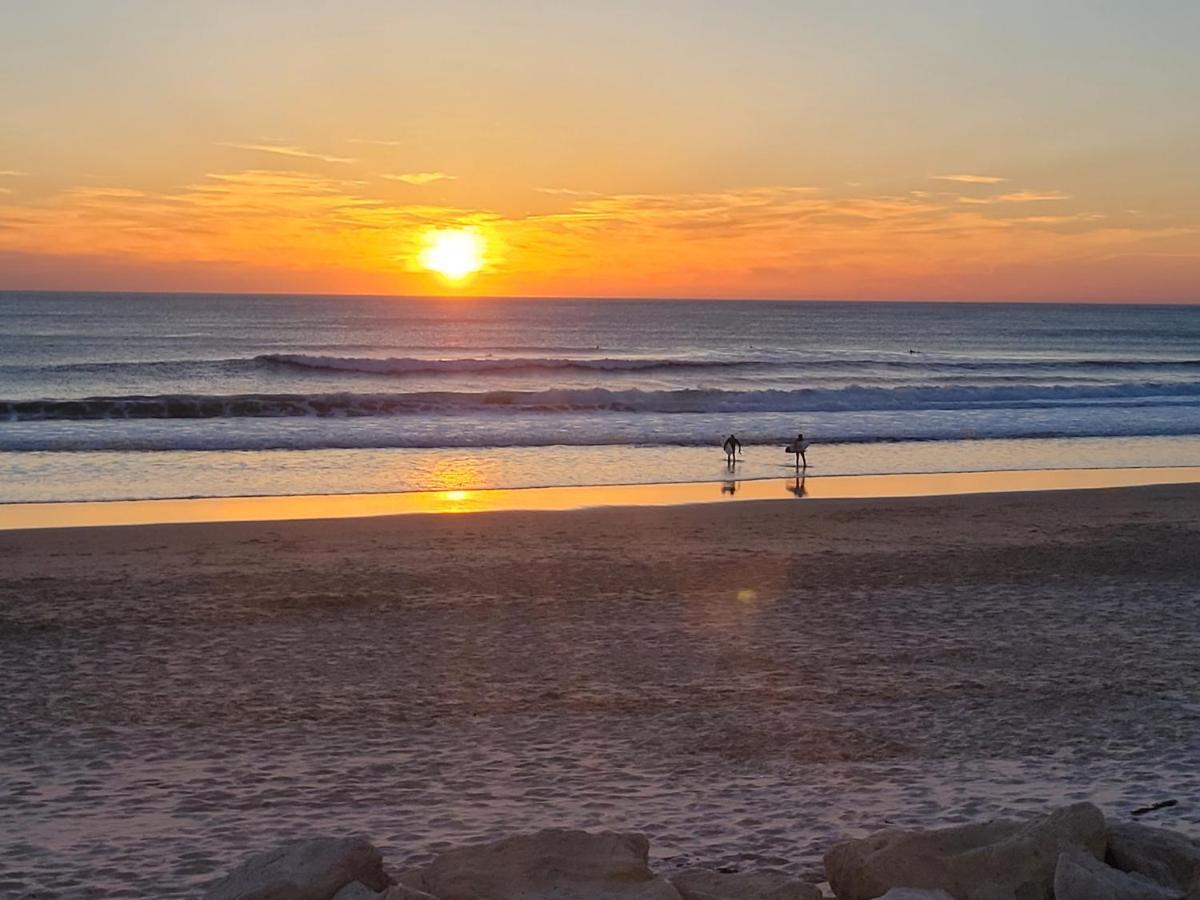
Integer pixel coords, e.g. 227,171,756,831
1,0,1198,301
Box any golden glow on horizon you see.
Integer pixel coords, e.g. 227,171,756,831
0,167,1194,301
417,228,486,282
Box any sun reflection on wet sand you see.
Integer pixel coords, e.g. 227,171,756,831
3,466,1200,530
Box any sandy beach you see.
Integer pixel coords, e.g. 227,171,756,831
3,483,1200,897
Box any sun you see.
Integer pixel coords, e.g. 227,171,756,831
418,228,486,281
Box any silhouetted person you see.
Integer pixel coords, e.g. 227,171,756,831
786,432,808,469
723,434,742,464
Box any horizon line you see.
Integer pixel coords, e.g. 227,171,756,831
1,288,1197,307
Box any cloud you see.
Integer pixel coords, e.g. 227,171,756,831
1016,213,1104,225
0,173,1189,299
380,172,455,185
537,187,603,197
346,138,404,147
958,190,1071,205
67,187,148,199
932,174,1007,184
218,142,357,164
0,170,27,177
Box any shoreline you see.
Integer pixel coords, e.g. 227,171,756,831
3,463,1200,530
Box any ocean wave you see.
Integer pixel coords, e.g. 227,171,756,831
5,406,1200,452
255,353,754,375
257,352,1200,376
6,381,1200,421
10,353,1200,380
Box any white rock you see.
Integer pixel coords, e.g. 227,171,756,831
1054,848,1182,900
669,867,821,900
1108,821,1200,893
203,836,389,900
410,828,682,900
823,802,1106,900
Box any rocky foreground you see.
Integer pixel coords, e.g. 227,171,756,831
204,803,1200,900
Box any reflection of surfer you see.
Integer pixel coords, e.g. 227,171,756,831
785,432,809,468
788,473,807,497
722,434,742,464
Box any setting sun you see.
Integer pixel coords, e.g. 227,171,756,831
418,228,486,281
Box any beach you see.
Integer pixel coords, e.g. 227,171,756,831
3,482,1199,897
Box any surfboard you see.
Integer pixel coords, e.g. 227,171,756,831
784,441,811,454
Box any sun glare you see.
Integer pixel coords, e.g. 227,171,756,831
418,228,486,281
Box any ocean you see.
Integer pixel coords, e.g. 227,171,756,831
3,291,1200,503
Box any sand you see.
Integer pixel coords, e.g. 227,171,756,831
2,484,1199,898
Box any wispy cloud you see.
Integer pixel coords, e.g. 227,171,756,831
0,170,27,178
537,187,602,197
380,172,455,185
347,138,404,147
932,174,1007,184
1016,213,1104,225
218,142,356,164
0,173,1187,299
65,187,148,200
958,190,1071,205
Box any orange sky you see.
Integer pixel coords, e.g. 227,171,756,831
1,2,1197,301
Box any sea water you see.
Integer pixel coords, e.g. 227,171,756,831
2,292,1200,502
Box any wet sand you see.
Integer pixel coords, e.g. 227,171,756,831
2,484,1200,897
6,464,1200,530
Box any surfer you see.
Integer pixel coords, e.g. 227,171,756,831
722,434,742,464
785,432,808,468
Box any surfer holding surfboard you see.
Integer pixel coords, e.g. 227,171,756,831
722,432,811,468
785,432,810,468
722,434,742,464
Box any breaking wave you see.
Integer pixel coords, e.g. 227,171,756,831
6,380,1200,421
255,353,1200,377
255,353,753,375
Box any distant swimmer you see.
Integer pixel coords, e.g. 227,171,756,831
784,432,809,468
722,434,742,464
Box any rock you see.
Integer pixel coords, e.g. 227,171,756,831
669,867,821,900
823,802,1106,900
410,828,682,900
204,836,389,900
1054,849,1182,900
1108,822,1200,893
391,870,432,893
379,887,439,900
333,884,381,900
877,890,955,900
332,884,438,900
